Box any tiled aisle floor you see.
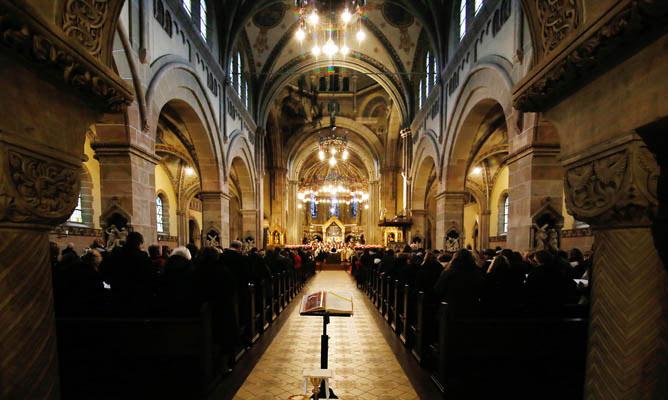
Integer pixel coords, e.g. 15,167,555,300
232,271,420,400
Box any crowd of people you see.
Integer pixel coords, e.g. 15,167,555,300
50,233,315,353
352,245,592,318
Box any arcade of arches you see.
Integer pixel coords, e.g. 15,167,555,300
0,0,666,399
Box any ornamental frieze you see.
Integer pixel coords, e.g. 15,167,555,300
537,0,578,54
0,148,80,225
0,1,132,111
62,0,109,60
564,137,658,228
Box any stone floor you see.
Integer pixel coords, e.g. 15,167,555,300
232,271,420,400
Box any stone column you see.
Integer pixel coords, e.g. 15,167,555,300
401,128,413,215
269,167,288,237
410,209,427,243
479,209,491,249
240,208,259,242
442,192,466,249
434,191,447,249
176,209,188,246
200,191,230,247
506,114,562,250
380,167,399,218
286,179,299,244
367,180,381,244
93,144,159,242
563,135,667,399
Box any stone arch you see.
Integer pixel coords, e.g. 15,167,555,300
442,62,512,191
146,60,225,191
229,154,257,242
412,154,438,210
258,57,409,128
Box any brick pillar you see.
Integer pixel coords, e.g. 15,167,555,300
94,144,159,243
563,135,667,399
442,192,466,248
200,191,230,247
506,114,562,251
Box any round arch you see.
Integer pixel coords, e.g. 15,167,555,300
412,156,437,210
441,64,514,191
258,57,409,129
146,59,225,192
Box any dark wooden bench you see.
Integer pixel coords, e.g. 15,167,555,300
431,302,588,399
57,303,215,396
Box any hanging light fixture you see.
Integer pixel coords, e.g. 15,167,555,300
294,0,367,58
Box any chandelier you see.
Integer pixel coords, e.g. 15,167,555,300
318,133,349,167
297,172,369,208
294,0,367,58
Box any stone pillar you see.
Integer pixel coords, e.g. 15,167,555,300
479,210,491,249
410,209,426,243
507,114,562,250
380,167,399,218
94,144,159,242
563,135,667,399
286,179,299,244
401,128,413,214
200,191,230,247
442,192,466,249
176,209,188,246
269,167,288,237
240,208,259,242
434,191,447,249
0,3,132,398
367,180,381,244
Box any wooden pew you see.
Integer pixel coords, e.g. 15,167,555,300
57,303,215,395
409,290,426,364
399,283,409,344
431,302,588,398
390,279,400,331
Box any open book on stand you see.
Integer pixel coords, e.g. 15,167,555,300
300,290,354,316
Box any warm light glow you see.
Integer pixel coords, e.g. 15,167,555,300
318,150,326,160
356,29,366,42
329,147,337,155
297,204,303,209
322,38,339,57
311,45,321,57
328,157,337,167
330,207,336,213
341,8,352,24
185,166,195,176
295,27,306,41
471,166,482,175
340,45,350,56
307,10,319,25
342,149,349,160
364,204,369,209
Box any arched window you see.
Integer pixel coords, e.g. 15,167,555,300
69,194,83,223
236,52,242,96
426,51,432,97
459,0,467,40
199,0,207,39
498,193,509,235
182,0,192,16
475,0,484,15
418,79,423,110
156,195,167,233
310,194,317,218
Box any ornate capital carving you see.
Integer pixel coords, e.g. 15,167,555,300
514,0,668,111
0,146,80,226
564,136,658,228
0,1,132,111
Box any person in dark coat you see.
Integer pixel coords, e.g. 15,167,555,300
193,247,239,360
221,241,252,344
524,250,578,316
434,249,483,318
415,252,444,303
481,254,524,316
159,247,197,315
99,231,154,315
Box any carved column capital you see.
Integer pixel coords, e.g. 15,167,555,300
563,134,658,228
0,139,81,229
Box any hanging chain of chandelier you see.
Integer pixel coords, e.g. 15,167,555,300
294,0,367,58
